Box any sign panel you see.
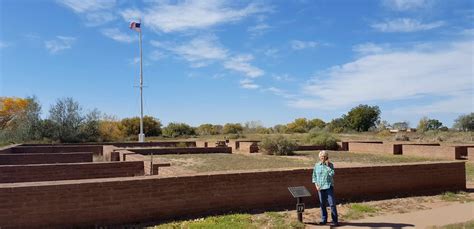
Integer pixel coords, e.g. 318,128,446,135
288,186,312,198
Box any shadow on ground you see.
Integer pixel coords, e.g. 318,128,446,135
306,221,415,228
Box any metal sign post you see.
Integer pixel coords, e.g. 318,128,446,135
288,186,312,223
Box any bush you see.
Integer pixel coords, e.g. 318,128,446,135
453,113,474,131
162,122,195,138
306,131,339,150
377,129,392,138
259,135,298,156
223,123,243,134
226,133,244,139
394,133,409,141
121,116,162,137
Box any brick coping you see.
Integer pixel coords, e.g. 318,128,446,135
0,161,465,188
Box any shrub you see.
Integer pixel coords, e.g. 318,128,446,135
453,113,474,131
306,131,339,150
259,135,298,156
176,142,188,148
121,116,162,137
226,133,244,139
394,133,409,141
223,123,243,134
377,129,392,138
162,122,195,138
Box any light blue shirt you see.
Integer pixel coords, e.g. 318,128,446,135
312,162,335,190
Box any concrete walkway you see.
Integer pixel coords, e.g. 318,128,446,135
305,202,474,228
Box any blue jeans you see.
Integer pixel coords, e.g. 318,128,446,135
318,186,338,223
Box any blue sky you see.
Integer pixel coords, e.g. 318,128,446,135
1,0,473,127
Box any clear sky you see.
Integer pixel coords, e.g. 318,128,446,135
1,0,473,127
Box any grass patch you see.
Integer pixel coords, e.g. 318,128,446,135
343,203,378,220
149,212,304,229
439,192,473,203
296,151,440,164
153,151,438,173
152,153,312,172
150,214,255,229
465,162,474,182
426,219,474,229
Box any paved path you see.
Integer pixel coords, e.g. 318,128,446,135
305,202,474,228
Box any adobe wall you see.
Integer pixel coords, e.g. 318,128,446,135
228,140,261,150
11,145,103,155
128,147,232,155
402,145,468,160
0,144,18,154
0,152,93,165
0,161,144,183
347,142,396,155
468,147,474,161
0,162,465,228
295,145,326,151
111,141,196,148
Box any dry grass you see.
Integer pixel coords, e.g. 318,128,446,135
152,151,441,173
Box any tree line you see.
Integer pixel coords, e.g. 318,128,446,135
1,96,472,143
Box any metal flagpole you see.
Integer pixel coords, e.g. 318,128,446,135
138,19,145,143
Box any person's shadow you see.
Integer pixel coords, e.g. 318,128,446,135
306,222,415,228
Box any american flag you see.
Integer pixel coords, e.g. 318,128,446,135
129,21,141,32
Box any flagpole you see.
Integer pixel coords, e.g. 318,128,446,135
138,19,145,143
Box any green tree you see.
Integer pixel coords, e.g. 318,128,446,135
48,98,103,143
427,119,443,130
272,124,288,134
308,118,326,130
49,97,84,142
0,96,42,142
417,117,443,132
326,118,347,133
453,113,474,131
417,117,429,132
162,122,195,138
343,104,381,132
223,123,243,134
196,124,219,135
121,116,162,137
392,121,409,130
287,118,310,133
78,109,101,142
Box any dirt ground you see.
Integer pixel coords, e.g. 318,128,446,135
278,182,474,228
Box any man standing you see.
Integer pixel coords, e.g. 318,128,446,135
312,150,339,226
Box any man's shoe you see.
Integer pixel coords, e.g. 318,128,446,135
330,222,339,227
318,222,327,225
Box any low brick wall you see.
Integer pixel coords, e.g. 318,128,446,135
468,147,474,161
112,141,196,148
348,142,446,156
295,145,326,151
0,162,465,228
196,141,208,147
12,145,103,155
402,145,468,160
228,140,261,150
348,142,397,155
0,161,144,183
129,147,232,155
0,152,93,165
0,144,18,154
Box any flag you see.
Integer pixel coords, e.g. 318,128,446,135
130,22,141,32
